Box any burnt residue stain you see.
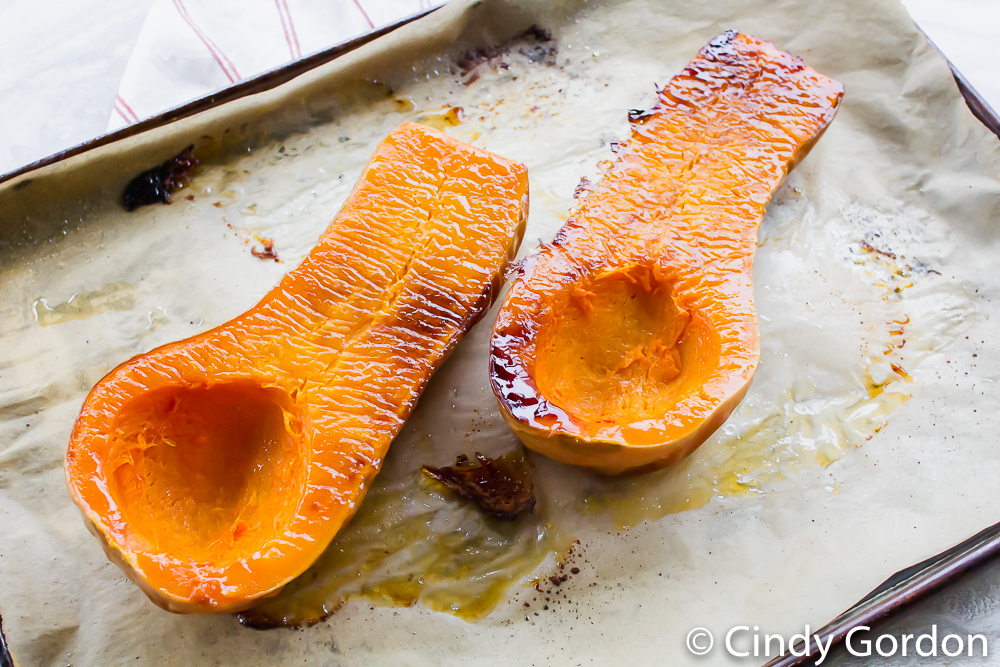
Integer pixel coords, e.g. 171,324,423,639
573,177,592,199
520,539,587,621
457,25,557,81
860,238,897,259
908,259,941,276
237,613,288,631
251,238,280,262
422,453,535,520
239,600,344,631
518,26,557,66
122,145,197,211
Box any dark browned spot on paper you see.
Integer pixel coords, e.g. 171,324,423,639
422,453,535,520
860,238,897,259
251,238,280,262
122,145,197,211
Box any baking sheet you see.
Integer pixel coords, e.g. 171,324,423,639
2,0,999,664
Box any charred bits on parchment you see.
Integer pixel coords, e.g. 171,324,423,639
251,238,280,262
458,24,556,84
422,453,535,520
122,145,197,211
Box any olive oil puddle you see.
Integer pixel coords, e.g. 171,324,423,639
240,463,560,628
580,385,909,528
243,373,909,630
32,282,135,326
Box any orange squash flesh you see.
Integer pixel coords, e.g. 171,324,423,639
65,122,528,613
490,32,843,475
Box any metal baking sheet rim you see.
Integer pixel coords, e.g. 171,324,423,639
2,7,1000,667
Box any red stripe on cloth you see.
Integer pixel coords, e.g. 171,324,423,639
352,0,375,29
281,0,301,58
113,102,133,124
172,0,241,82
275,0,294,60
116,95,140,122
275,0,301,60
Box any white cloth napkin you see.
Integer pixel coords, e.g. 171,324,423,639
108,0,446,131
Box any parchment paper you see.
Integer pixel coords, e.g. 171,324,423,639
1,0,999,665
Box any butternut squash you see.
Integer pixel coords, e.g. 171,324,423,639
65,122,528,613
490,32,843,475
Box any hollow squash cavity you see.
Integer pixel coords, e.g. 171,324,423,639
534,264,692,424
108,383,303,561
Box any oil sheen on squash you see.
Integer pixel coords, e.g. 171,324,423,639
491,31,845,474
64,122,528,613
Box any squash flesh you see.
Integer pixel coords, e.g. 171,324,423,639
65,122,528,612
491,32,843,475
109,382,300,562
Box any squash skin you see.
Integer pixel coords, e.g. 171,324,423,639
65,123,528,613
490,32,844,476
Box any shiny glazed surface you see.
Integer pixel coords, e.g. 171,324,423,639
64,122,529,613
491,32,844,475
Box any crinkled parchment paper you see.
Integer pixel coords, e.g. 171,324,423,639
2,0,999,664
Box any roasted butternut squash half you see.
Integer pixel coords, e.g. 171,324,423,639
491,32,843,475
65,123,528,613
